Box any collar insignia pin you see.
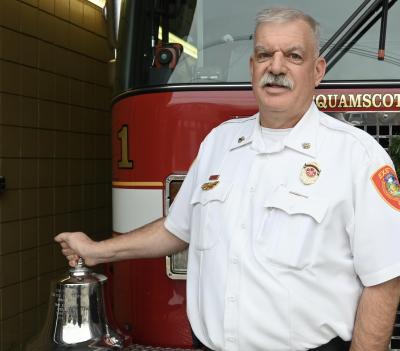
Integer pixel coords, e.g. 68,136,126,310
201,181,219,191
238,136,245,143
300,162,321,185
302,142,311,149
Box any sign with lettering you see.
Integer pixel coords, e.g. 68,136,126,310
314,89,400,112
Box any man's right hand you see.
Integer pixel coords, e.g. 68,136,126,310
54,218,188,267
54,232,101,267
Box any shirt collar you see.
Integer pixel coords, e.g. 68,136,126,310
284,102,320,158
229,118,255,150
229,103,320,158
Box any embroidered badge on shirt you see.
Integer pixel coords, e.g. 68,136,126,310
371,165,400,211
201,175,220,191
300,162,321,185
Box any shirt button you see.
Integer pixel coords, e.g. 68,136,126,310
240,223,246,229
228,295,237,302
227,336,236,343
249,186,255,192
231,257,239,264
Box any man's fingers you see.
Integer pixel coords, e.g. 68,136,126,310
56,233,80,265
68,259,78,267
66,254,79,267
54,232,68,243
60,242,70,249
62,248,75,256
67,254,79,261
54,231,96,267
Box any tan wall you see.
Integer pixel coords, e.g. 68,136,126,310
0,0,113,349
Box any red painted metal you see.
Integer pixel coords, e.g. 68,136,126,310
110,87,399,348
111,90,257,348
112,90,258,185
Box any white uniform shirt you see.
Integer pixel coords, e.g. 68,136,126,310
165,103,400,351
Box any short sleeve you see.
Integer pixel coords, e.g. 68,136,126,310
352,147,400,287
164,145,202,243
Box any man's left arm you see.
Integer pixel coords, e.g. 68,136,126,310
350,277,400,351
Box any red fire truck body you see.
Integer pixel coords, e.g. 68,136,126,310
111,90,257,347
106,0,400,349
110,88,400,349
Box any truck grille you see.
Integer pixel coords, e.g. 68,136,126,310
392,309,400,351
329,111,400,149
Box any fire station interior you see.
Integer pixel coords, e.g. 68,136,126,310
0,0,112,349
0,0,400,351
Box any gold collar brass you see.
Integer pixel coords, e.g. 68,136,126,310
201,180,219,191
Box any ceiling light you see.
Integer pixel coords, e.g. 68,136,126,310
87,0,106,8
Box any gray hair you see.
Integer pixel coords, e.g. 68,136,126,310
254,8,320,55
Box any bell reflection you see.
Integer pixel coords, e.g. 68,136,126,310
57,285,97,345
24,258,123,350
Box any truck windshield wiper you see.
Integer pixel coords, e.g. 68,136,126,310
321,0,398,73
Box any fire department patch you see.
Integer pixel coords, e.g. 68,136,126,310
371,165,400,211
300,162,321,185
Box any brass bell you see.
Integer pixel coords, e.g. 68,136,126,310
24,258,124,350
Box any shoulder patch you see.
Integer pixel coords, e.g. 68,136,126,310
371,165,400,211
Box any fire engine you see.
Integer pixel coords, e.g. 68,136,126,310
104,0,400,349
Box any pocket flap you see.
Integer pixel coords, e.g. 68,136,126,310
190,181,233,205
264,185,328,223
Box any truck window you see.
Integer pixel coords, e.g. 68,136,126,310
115,0,400,90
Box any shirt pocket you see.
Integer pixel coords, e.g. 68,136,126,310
190,182,233,250
255,185,328,269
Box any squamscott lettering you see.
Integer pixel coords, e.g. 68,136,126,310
314,93,400,110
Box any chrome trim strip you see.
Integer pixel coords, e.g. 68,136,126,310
165,174,187,215
112,83,252,105
112,81,400,105
319,81,400,88
165,174,188,280
166,255,187,280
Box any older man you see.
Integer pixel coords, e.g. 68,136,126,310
55,8,400,351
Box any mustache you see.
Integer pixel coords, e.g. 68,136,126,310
259,73,294,90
